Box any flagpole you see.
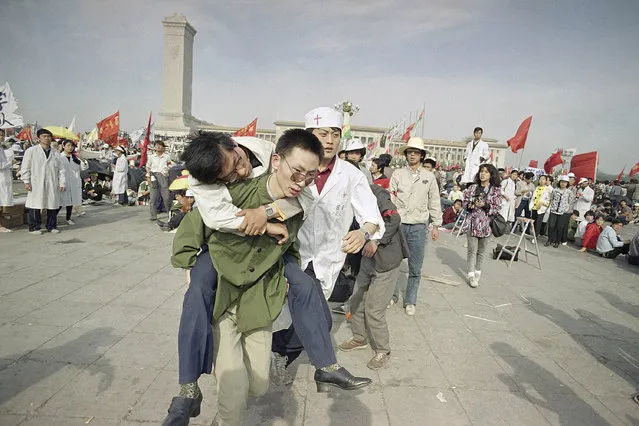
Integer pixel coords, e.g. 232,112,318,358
421,102,426,137
517,148,525,170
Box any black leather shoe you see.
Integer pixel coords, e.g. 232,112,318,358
314,367,372,392
544,241,551,247
162,394,202,426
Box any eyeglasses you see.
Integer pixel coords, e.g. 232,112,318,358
217,148,242,183
282,156,318,185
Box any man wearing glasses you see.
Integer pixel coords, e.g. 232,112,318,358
163,130,371,426
146,140,172,221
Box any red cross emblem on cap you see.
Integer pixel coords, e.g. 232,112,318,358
314,115,322,126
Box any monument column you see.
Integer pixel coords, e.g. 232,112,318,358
156,14,197,136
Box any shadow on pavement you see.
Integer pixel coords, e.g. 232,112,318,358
0,327,117,406
596,291,639,319
494,342,612,426
435,247,468,282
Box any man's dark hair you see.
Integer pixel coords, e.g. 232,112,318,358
524,172,534,180
498,168,505,172
611,219,624,225
572,210,579,216
371,158,386,172
453,199,463,205
474,127,483,134
585,210,595,218
473,163,501,187
181,131,236,184
423,157,437,167
37,128,53,137
276,129,323,162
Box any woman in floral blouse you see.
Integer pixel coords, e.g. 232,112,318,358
462,164,502,288
545,175,576,248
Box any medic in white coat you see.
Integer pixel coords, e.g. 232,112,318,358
461,127,490,184
574,177,595,221
297,107,385,299
20,137,66,210
60,141,83,208
112,146,129,196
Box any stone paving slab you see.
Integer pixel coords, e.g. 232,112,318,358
0,203,638,425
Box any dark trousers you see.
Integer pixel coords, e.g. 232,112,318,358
515,201,532,234
271,261,335,368
548,212,571,244
57,206,73,221
602,243,630,259
150,173,170,219
117,192,127,205
177,251,335,385
27,208,57,231
531,210,542,236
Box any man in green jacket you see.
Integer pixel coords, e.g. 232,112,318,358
172,129,322,426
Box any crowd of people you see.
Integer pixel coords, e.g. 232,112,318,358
2,115,638,425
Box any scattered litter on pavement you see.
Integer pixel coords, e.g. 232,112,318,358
619,348,639,370
494,303,512,308
436,392,447,403
520,295,531,305
85,417,94,424
474,302,493,308
423,275,460,286
464,314,507,324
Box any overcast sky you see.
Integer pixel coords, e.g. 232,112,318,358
1,0,638,172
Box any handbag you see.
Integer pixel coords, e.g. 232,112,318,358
490,214,508,237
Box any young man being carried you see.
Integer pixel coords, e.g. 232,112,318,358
163,130,371,426
172,129,321,425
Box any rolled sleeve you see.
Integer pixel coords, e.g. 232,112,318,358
351,172,385,239
189,176,244,232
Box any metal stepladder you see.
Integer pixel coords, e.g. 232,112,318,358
497,217,542,269
452,210,468,238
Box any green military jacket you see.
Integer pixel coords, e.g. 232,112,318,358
172,174,302,333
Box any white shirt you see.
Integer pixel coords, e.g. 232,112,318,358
147,152,171,174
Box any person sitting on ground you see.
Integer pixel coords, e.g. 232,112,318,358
628,232,639,266
574,210,595,247
567,210,580,242
448,183,464,202
616,199,633,224
579,215,605,253
596,219,631,258
137,174,151,205
83,172,103,202
442,199,463,229
158,189,195,231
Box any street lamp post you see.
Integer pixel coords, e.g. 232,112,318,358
333,100,359,142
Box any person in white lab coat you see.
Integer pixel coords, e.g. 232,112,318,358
499,169,518,225
0,129,14,233
461,127,490,184
574,177,595,221
296,107,385,300
112,146,129,206
59,140,83,225
20,128,66,234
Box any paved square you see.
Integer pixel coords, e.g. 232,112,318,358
1,204,638,425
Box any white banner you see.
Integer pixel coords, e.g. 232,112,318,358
0,82,24,129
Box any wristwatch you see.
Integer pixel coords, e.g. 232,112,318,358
265,203,275,219
363,231,371,241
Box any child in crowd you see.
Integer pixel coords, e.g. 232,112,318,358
574,210,595,247
579,215,604,253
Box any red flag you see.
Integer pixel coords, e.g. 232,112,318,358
16,126,33,141
233,118,258,137
528,160,539,168
630,162,639,178
97,111,120,146
401,123,415,142
616,167,625,182
507,116,532,153
140,112,152,168
544,150,563,174
569,151,598,181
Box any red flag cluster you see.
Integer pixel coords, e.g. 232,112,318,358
631,162,639,178
233,118,258,137
616,168,625,182
97,111,120,146
507,116,532,153
401,123,415,142
528,160,538,168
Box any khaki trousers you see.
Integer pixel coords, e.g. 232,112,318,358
213,306,272,426
350,256,400,353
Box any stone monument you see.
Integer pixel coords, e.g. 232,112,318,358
156,14,198,136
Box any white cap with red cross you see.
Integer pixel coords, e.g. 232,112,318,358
304,107,343,130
